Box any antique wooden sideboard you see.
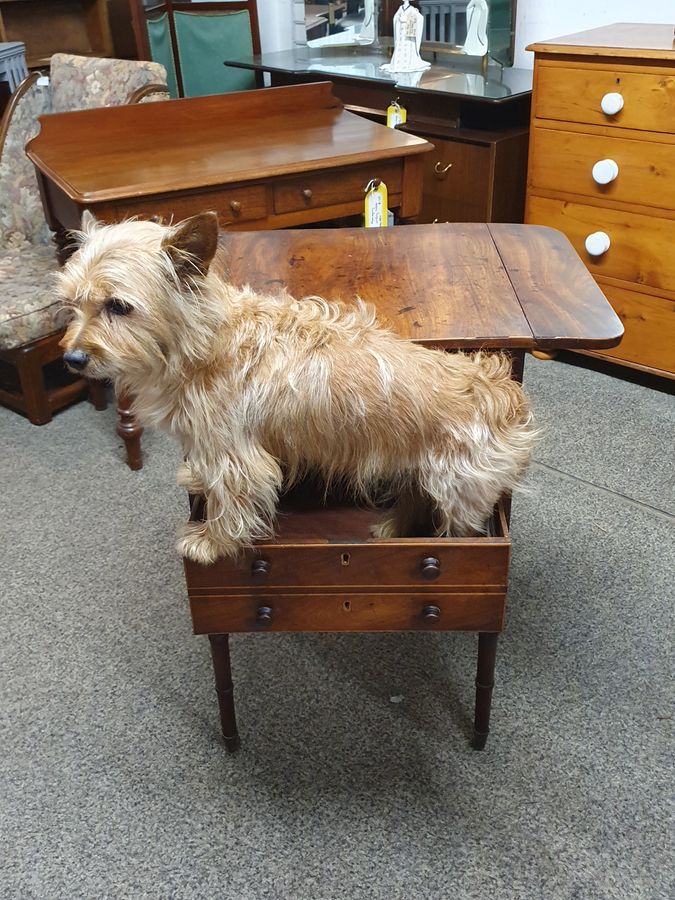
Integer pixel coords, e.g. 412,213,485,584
226,48,533,224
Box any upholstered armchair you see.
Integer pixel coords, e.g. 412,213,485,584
0,53,168,425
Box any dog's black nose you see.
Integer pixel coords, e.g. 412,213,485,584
63,349,89,371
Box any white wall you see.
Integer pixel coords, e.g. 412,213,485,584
257,0,294,53
514,0,675,68
256,1,675,67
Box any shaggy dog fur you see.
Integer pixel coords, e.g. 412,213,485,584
59,212,537,564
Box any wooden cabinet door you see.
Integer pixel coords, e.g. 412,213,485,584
420,136,492,223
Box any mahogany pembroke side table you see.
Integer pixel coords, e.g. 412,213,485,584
182,222,623,753
26,81,431,469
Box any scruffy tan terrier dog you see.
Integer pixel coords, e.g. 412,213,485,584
59,212,536,564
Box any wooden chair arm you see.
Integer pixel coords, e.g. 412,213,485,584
0,72,44,161
128,82,171,105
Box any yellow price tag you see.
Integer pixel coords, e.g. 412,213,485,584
386,100,407,129
364,179,389,228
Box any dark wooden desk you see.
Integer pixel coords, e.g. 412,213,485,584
26,81,431,256
182,222,622,754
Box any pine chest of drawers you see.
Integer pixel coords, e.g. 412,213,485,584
525,23,675,379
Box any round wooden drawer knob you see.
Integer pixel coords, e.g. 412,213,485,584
251,559,270,580
422,605,441,621
230,200,242,214
420,557,441,580
302,188,313,201
592,159,619,185
585,231,611,257
600,92,624,116
255,605,273,624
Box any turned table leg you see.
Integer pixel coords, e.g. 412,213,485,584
88,379,108,410
208,633,240,753
116,391,144,470
472,631,498,750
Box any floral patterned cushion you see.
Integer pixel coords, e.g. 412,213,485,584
0,55,169,349
50,53,168,113
0,240,65,350
0,77,53,247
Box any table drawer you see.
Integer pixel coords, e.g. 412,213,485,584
97,184,268,227
273,162,402,215
592,280,675,376
190,591,505,634
535,64,675,134
186,533,510,594
185,497,509,591
526,194,675,294
529,127,675,211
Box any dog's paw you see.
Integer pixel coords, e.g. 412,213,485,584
177,523,222,565
176,460,205,494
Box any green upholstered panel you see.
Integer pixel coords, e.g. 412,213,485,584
147,13,179,99
174,11,256,97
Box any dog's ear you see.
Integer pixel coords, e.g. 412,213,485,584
70,209,101,246
162,212,219,281
80,209,100,236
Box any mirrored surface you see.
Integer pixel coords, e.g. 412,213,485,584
227,48,532,101
301,2,517,66
305,1,377,48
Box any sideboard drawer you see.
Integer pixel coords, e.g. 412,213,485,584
529,128,675,211
97,183,268,227
526,194,675,293
273,162,402,214
535,64,675,134
190,591,505,634
592,280,675,374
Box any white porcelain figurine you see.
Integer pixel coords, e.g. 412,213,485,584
381,1,431,73
462,0,489,56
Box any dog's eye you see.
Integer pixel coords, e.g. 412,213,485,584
105,298,132,317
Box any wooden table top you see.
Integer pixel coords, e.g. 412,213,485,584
26,81,430,204
527,23,675,60
221,223,623,351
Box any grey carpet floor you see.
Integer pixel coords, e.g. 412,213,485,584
0,357,673,900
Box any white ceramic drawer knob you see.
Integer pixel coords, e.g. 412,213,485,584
585,231,611,257
600,92,624,116
592,158,619,185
